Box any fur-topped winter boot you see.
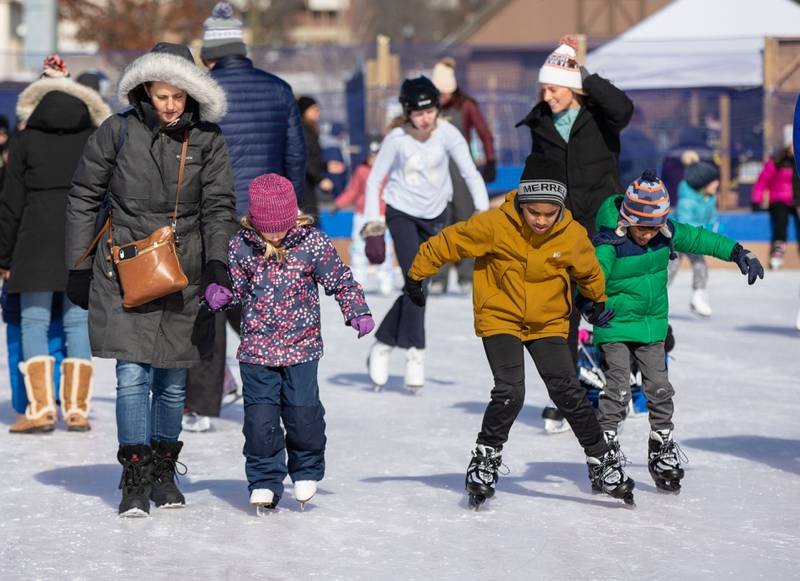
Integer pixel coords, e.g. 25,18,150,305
9,356,57,434
59,358,94,432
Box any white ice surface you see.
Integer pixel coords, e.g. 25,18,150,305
1,270,798,580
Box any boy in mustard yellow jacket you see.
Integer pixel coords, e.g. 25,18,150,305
405,154,635,508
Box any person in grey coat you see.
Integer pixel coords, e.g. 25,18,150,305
65,42,237,517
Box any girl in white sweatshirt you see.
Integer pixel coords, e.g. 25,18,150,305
362,76,489,391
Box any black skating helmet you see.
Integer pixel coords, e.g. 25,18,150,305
399,76,440,117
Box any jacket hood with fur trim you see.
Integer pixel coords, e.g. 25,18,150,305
117,51,227,123
16,77,112,126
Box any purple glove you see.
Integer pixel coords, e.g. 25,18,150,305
351,314,375,338
365,236,386,265
204,283,233,312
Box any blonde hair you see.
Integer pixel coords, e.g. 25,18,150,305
240,212,314,262
538,86,586,105
681,149,700,166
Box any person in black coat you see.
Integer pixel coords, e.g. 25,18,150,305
65,43,237,516
516,36,633,431
516,36,633,237
0,75,111,434
297,96,339,221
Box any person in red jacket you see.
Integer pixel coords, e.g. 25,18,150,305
334,139,395,296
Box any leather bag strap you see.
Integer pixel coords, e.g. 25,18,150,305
172,129,190,229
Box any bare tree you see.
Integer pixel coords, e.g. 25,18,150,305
60,0,217,51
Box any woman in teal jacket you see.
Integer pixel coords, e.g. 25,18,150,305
667,156,721,317
591,170,763,493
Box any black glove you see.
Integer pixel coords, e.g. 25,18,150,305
576,295,615,328
482,160,497,184
67,269,92,310
751,202,765,212
730,244,764,285
202,259,231,290
403,277,425,307
580,65,591,83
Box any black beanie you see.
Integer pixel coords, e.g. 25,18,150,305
684,161,720,190
297,95,317,116
517,154,568,208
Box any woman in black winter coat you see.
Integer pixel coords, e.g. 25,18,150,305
65,43,237,517
516,36,633,432
0,75,111,435
517,36,633,236
297,95,338,220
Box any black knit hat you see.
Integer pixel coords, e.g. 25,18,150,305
684,161,720,190
517,154,568,208
297,95,317,116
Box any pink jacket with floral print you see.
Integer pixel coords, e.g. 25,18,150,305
228,226,370,366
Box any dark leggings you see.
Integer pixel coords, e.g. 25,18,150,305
375,205,447,349
478,334,608,458
769,202,800,243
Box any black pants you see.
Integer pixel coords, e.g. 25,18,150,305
375,205,447,349
768,202,800,243
478,334,607,458
185,307,241,417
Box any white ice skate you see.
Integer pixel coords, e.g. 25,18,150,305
250,489,276,515
404,347,425,392
368,341,393,390
293,480,317,510
795,308,800,332
182,412,211,432
689,289,712,318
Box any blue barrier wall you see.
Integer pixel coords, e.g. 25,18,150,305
318,209,794,243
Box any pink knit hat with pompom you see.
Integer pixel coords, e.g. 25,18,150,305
248,173,298,233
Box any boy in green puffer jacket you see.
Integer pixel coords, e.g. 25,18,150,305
590,170,764,493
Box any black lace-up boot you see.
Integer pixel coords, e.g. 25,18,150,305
117,445,154,517
150,440,187,508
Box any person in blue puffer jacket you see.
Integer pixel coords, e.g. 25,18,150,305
667,152,721,317
201,3,305,214
184,2,307,432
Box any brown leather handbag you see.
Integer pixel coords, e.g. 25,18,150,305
76,130,191,308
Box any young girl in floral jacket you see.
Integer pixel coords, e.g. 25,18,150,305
206,173,374,512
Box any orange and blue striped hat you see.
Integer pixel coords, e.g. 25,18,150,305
620,170,671,227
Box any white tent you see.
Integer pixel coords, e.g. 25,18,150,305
586,0,800,90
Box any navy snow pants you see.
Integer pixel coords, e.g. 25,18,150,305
240,360,326,501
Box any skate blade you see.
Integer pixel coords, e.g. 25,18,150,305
689,305,711,319
468,494,487,510
622,493,636,508
404,384,423,395
254,504,276,516
119,507,149,518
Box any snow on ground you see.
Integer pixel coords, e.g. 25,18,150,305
0,270,798,581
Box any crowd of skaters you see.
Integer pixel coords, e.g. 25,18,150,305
0,2,771,516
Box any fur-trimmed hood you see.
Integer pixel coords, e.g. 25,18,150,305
17,77,112,126
117,52,227,123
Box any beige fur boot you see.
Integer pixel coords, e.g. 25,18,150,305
9,356,57,434
60,358,94,432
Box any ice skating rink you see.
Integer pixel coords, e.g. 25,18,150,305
1,270,797,580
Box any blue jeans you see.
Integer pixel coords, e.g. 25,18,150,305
116,361,187,446
240,361,326,500
20,292,90,361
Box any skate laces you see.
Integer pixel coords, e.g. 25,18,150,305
659,438,689,466
473,449,510,481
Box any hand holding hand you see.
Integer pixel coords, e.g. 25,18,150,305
403,277,425,307
577,296,615,328
204,283,233,312
351,314,375,338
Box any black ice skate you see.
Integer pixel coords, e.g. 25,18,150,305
117,444,154,517
648,429,687,493
465,444,504,509
587,445,635,506
150,440,187,508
